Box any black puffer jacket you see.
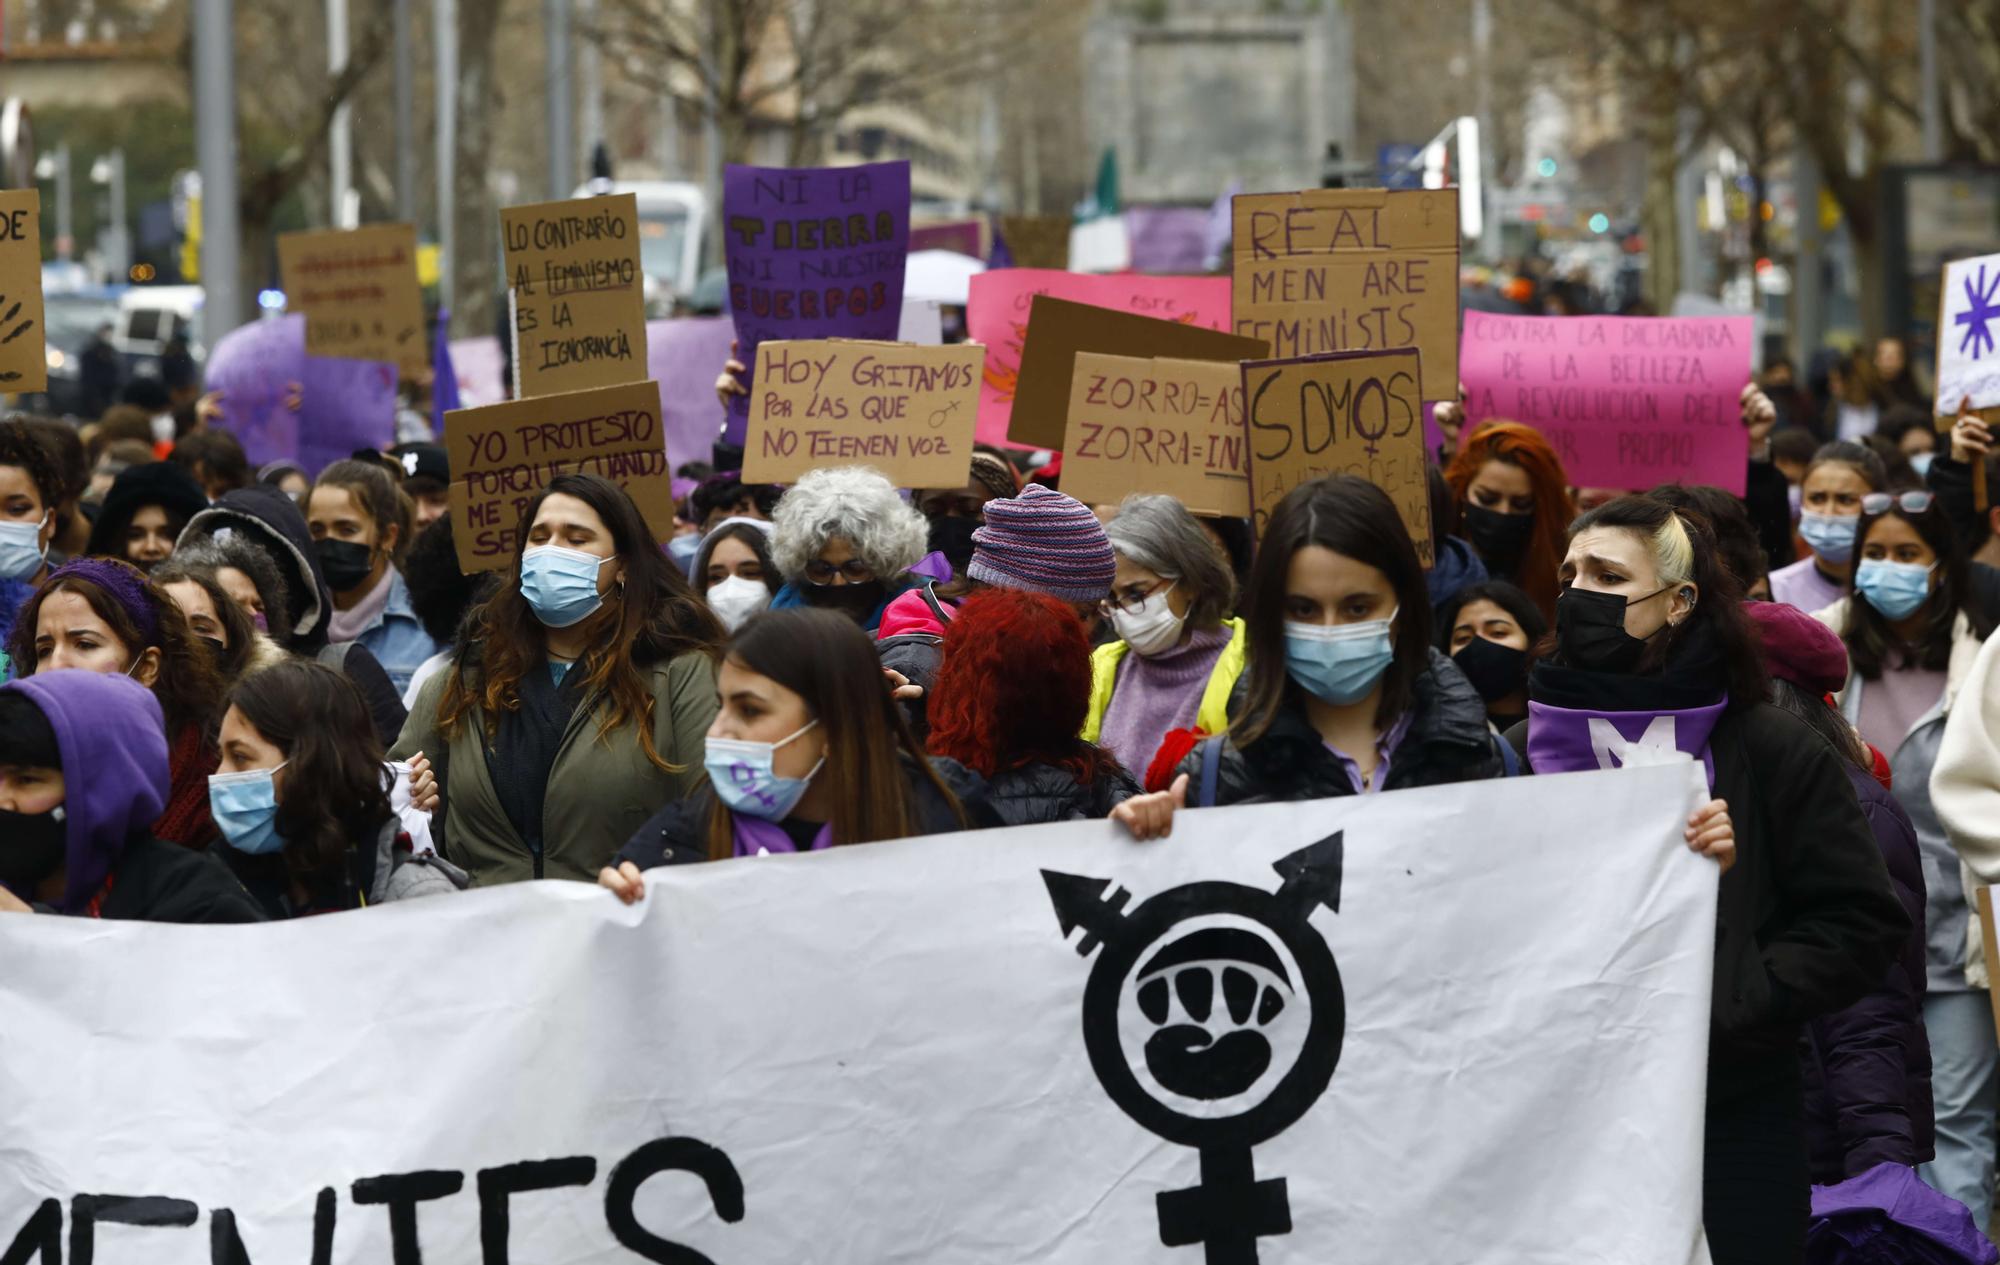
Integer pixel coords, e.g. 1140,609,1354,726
617,754,999,866
1505,703,1909,1091
984,759,1140,826
1174,647,1506,804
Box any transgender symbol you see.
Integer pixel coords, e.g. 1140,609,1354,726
1043,832,1345,1264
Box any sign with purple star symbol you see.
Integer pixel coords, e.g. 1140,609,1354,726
1935,252,2000,417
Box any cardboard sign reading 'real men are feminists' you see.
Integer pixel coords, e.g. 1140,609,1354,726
1231,187,1459,405
444,379,674,572
1241,347,1432,564
277,223,427,374
501,193,649,398
0,190,47,394
1060,354,1251,517
745,340,984,488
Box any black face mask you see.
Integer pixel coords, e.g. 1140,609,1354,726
1555,585,1670,674
803,578,888,623
1451,636,1530,703
315,538,376,594
1463,504,1535,569
0,805,68,895
927,516,980,576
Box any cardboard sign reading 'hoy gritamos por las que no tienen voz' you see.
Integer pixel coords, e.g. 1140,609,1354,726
745,339,984,489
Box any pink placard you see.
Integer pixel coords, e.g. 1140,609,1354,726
1460,311,1754,496
966,268,1232,450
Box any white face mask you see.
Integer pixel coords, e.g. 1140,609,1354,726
1110,582,1187,657
706,574,771,632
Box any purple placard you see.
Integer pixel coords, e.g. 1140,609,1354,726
298,355,398,475
721,159,911,443
1125,205,1210,274
647,315,738,472
201,315,306,470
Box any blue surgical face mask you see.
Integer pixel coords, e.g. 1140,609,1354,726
208,762,288,855
1798,510,1859,564
1284,609,1398,706
1854,558,1934,621
704,719,823,822
0,514,49,581
1910,451,1937,480
668,532,702,571
520,544,606,628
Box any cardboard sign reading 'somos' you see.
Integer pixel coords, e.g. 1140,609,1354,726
0,189,47,394
745,340,983,488
1231,188,1459,404
1061,354,1251,517
277,223,427,373
444,379,674,572
1459,311,1753,495
1241,348,1431,564
501,193,649,398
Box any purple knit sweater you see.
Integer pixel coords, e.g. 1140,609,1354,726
1098,625,1233,776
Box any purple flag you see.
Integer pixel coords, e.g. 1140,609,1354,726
721,159,911,444
299,355,398,475
646,315,738,473
430,308,462,437
201,315,306,470
1124,205,1211,274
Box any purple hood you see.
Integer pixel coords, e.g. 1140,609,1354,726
2,670,169,912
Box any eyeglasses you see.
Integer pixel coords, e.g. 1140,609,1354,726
804,558,876,585
1099,579,1174,618
1861,491,1935,516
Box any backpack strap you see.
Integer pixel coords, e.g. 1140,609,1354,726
1495,733,1520,777
1198,734,1225,809
316,640,355,671
919,581,954,627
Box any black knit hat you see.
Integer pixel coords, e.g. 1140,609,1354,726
84,461,210,561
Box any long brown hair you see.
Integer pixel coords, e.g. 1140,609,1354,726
7,559,225,740
705,608,965,858
229,659,392,905
1231,476,1434,746
1444,420,1575,622
438,473,723,771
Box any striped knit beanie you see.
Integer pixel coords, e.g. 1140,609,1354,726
967,484,1116,602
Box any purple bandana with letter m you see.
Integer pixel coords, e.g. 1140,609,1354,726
1526,696,1727,788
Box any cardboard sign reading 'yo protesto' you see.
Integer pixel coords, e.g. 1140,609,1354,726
1242,348,1431,564
1060,354,1250,517
444,379,673,572
1232,188,1458,404
0,189,47,394
745,340,984,488
277,223,426,373
501,193,649,398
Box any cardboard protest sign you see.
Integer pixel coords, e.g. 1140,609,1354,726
0,763,1717,1265
1242,348,1432,562
1009,295,1268,451
0,189,47,393
744,339,984,488
1231,187,1459,403
966,269,1234,448
277,223,426,374
1459,310,1754,496
721,160,912,440
1061,353,1250,516
501,192,649,398
444,378,673,571
998,214,1072,270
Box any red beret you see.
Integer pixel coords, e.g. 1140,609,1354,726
1743,599,1850,696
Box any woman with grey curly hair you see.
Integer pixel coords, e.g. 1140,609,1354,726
769,466,933,631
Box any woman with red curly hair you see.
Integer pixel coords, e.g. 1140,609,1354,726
927,589,1139,825
1444,421,1575,625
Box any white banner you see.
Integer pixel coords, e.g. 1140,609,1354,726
1,763,1715,1265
